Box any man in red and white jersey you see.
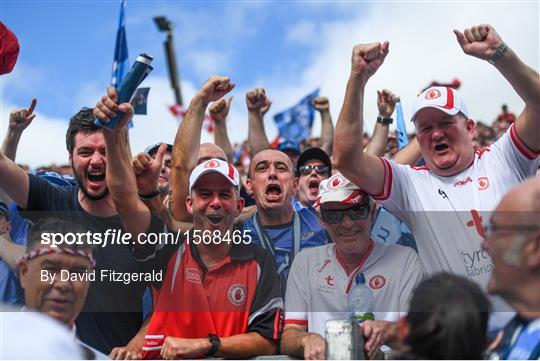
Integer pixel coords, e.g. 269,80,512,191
94,79,284,359
280,173,424,360
333,24,539,331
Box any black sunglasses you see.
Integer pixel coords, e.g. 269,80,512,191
299,165,329,176
320,204,371,224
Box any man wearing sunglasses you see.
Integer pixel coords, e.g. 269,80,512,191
281,172,424,360
294,147,332,211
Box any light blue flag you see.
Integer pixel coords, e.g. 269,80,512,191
111,0,128,87
396,100,409,149
273,88,320,143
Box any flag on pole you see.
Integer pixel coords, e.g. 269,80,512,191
395,100,409,150
273,88,320,144
111,0,128,87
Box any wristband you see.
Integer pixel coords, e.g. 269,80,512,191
138,190,160,200
488,42,507,65
377,116,393,125
206,334,220,356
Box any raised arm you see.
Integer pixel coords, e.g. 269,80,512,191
393,137,422,166
0,233,25,272
211,96,234,162
2,99,37,161
333,42,389,195
0,99,36,204
454,24,540,151
169,76,235,222
312,96,334,155
94,86,151,239
365,89,396,157
246,88,272,157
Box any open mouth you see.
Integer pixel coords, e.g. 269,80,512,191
308,179,320,194
265,183,282,200
87,171,105,182
434,144,449,152
207,215,223,225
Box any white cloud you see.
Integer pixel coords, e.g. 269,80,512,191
245,2,539,138
286,21,317,45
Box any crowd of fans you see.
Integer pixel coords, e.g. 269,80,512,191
0,22,539,361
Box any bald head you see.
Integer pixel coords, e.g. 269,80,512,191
249,149,295,177
197,143,227,165
495,177,540,225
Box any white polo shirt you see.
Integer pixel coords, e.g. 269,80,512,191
284,240,424,336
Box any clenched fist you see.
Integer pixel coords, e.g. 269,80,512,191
246,88,271,114
377,89,397,118
312,96,330,112
209,96,233,123
454,24,504,61
350,42,389,82
195,76,235,106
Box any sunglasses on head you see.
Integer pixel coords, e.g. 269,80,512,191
320,203,371,224
298,164,329,176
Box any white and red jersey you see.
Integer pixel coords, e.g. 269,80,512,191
284,241,424,336
373,124,539,323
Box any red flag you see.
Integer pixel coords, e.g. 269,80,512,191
0,22,20,75
168,104,215,133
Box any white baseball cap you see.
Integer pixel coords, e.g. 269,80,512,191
189,158,240,192
314,172,371,208
410,86,469,122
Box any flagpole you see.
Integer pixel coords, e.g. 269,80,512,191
153,16,183,107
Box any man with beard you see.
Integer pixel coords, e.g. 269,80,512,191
243,149,328,294
333,24,540,331
0,107,149,354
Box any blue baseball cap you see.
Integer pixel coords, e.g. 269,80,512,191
278,139,301,155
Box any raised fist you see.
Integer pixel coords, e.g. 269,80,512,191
209,96,233,123
312,96,329,112
196,76,235,105
454,24,503,61
246,88,271,114
9,99,37,132
377,89,397,118
350,42,389,82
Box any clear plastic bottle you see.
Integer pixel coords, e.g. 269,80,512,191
348,273,375,324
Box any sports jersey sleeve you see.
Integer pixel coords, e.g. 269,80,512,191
284,251,309,327
372,158,416,226
247,248,284,340
490,124,540,178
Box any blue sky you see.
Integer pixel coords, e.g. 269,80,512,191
1,1,538,167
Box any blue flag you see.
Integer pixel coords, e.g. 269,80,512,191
273,88,320,143
395,100,409,149
111,0,128,87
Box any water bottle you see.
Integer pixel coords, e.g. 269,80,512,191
348,273,375,323
95,53,154,130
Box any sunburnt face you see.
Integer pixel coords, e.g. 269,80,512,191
297,159,329,207
19,252,91,327
247,150,297,212
319,201,375,257
415,109,475,176
70,131,108,201
187,173,243,236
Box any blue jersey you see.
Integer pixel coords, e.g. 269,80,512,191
0,203,30,305
242,207,327,292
